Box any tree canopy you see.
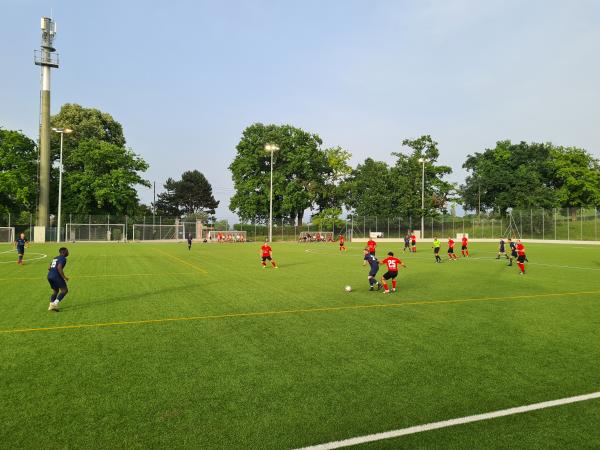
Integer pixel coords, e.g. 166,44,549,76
0,128,38,215
156,170,219,218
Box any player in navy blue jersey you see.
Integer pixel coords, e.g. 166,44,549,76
507,238,517,266
496,237,508,259
187,233,193,250
363,248,382,291
14,233,28,265
47,247,69,312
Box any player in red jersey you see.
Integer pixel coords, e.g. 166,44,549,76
461,234,469,257
367,237,377,255
338,234,346,252
516,239,527,275
447,237,457,260
260,241,278,269
379,251,406,294
410,232,417,253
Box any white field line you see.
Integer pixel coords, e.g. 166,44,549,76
297,391,600,450
0,249,47,264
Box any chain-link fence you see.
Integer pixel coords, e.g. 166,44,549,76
1,208,598,242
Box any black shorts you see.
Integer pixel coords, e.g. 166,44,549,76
511,250,518,258
262,256,272,262
17,247,25,255
434,248,440,254
411,240,416,246
448,248,454,254
461,245,468,250
404,242,410,247
48,277,67,290
517,255,526,263
383,271,398,280
339,242,344,247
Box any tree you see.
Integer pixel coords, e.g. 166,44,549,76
229,123,332,225
0,128,38,215
316,146,353,210
551,147,600,209
61,140,150,214
345,158,395,217
155,171,219,217
462,141,558,214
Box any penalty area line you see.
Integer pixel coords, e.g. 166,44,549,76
0,290,599,334
297,391,600,450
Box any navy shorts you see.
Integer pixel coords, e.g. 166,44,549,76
17,247,25,255
48,277,67,290
511,250,518,257
369,268,379,277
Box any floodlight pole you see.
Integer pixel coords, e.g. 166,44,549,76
52,128,71,242
419,158,426,238
265,144,280,242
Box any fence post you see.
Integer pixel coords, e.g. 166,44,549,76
431,217,434,238
519,211,523,238
125,215,128,241
567,208,570,241
581,208,583,241
281,217,284,241
554,208,557,240
596,208,598,241
542,209,544,240
387,218,389,238
8,212,10,228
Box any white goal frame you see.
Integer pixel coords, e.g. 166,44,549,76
66,223,126,242
0,227,15,243
133,222,200,242
298,231,334,242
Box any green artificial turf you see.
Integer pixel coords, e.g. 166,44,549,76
1,241,599,449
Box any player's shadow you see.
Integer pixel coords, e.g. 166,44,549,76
63,281,219,312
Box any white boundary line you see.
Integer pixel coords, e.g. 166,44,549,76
0,249,47,264
297,391,600,450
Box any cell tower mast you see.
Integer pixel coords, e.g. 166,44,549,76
34,17,59,241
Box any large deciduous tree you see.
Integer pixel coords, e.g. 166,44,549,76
229,123,335,225
0,128,38,215
155,171,219,217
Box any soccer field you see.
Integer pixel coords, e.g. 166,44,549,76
1,241,600,449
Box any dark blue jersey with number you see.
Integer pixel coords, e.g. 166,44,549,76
499,239,505,251
48,255,67,279
16,238,26,251
364,253,379,274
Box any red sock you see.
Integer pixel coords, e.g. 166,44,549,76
461,251,465,256
383,282,389,291
466,250,469,256
518,263,524,273
392,280,397,289
272,261,277,267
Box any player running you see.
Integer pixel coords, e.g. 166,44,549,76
447,237,457,260
379,251,406,294
367,237,377,255
461,234,469,257
14,233,28,265
403,234,410,252
363,248,382,291
339,234,347,252
47,247,69,312
496,237,508,259
507,238,517,266
516,239,527,275
410,232,417,253
432,237,442,263
260,241,278,269
187,233,193,250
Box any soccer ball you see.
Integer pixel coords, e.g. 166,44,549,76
345,285,352,292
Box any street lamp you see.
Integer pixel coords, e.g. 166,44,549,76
265,143,280,242
418,157,426,239
52,127,73,242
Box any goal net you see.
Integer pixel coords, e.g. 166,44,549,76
0,227,15,243
133,223,199,241
206,230,247,242
66,223,126,242
298,231,334,242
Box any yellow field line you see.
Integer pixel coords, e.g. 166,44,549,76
1,290,598,335
156,248,208,274
0,272,198,282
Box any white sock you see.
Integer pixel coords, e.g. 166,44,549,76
53,300,60,305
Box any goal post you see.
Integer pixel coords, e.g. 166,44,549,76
133,222,205,242
0,227,15,243
66,223,126,242
298,231,334,242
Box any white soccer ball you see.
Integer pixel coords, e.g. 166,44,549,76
345,285,352,292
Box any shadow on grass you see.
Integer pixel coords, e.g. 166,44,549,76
62,281,219,312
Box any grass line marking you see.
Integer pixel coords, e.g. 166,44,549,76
296,391,600,449
0,272,198,282
1,290,598,335
156,248,208,274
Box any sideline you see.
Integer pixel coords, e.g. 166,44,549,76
296,391,600,449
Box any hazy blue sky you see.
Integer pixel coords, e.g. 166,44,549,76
2,0,599,221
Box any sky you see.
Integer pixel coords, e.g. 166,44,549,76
2,0,600,222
